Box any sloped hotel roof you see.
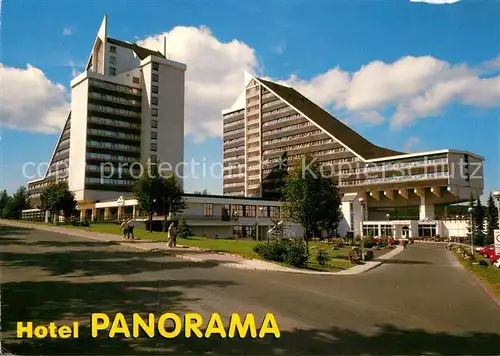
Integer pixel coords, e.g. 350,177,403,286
107,37,165,60
256,78,405,161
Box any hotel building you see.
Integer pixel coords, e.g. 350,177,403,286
222,73,485,238
27,16,186,202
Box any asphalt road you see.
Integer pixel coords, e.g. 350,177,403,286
1,225,500,355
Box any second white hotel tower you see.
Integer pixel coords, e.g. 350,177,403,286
33,16,186,202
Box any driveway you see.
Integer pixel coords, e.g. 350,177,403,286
1,225,499,355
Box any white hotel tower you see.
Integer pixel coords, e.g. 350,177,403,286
28,16,186,202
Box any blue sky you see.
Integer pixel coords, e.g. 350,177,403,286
1,0,499,197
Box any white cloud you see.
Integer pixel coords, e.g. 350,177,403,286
277,56,499,130
404,137,421,152
0,64,70,134
138,26,260,141
3,26,498,141
410,0,460,4
63,27,72,35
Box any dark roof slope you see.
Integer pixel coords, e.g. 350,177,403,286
256,78,405,160
107,38,164,60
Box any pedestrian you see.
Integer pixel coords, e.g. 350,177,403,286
120,219,129,240
128,218,135,240
167,222,177,247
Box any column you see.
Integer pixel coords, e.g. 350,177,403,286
132,205,137,218
419,196,435,220
104,207,110,220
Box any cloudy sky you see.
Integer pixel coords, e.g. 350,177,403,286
1,0,499,196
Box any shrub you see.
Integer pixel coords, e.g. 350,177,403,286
363,237,377,248
81,220,90,227
316,246,330,266
331,238,344,248
254,239,307,267
284,240,308,267
253,240,288,262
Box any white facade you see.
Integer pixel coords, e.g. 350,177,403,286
27,16,186,202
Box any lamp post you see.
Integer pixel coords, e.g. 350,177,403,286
493,190,500,229
358,197,365,261
117,196,125,221
468,207,474,254
256,206,264,241
233,211,239,238
386,213,391,246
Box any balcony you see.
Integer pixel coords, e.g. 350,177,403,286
89,79,141,96
89,92,141,106
88,104,140,118
361,158,448,173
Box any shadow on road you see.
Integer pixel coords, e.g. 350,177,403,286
374,259,432,265
6,314,500,355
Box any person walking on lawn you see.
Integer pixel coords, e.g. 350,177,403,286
167,222,177,247
120,219,129,240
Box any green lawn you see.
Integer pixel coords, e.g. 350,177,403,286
70,223,353,271
453,250,500,297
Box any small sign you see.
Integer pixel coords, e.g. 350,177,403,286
419,217,435,225
494,230,500,256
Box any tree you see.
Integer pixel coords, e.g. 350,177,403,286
40,182,76,223
485,193,499,245
2,187,30,220
177,216,193,239
193,189,208,195
282,153,342,254
133,162,162,232
159,175,187,231
317,176,343,238
0,190,10,218
473,197,485,246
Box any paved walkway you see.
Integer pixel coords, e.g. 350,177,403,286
0,220,403,275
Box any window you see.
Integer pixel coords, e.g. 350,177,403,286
151,143,157,151
151,97,158,105
152,73,159,82
109,56,116,64
204,203,213,216
109,67,116,76
245,205,256,217
152,62,159,71
110,45,116,53
133,77,140,84
152,85,158,94
151,119,158,128
152,108,158,116
151,131,157,139
151,154,157,162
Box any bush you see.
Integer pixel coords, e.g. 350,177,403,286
363,237,377,248
253,240,288,262
254,239,307,267
331,238,344,248
284,240,308,267
316,246,330,266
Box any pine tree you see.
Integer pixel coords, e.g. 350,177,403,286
473,197,485,246
177,216,193,239
485,193,499,245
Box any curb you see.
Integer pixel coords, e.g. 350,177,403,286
1,221,403,275
449,250,500,310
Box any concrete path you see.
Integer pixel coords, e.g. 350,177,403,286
0,220,402,274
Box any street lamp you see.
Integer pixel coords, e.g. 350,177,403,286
468,207,474,254
256,206,264,241
117,196,125,220
493,190,500,229
386,213,391,246
358,197,365,261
